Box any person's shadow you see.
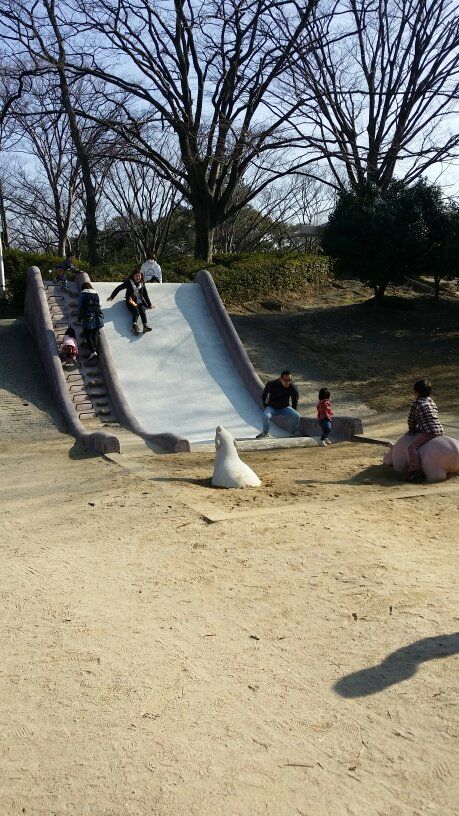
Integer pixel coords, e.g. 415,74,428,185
333,632,459,697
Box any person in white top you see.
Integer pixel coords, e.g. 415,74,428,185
140,249,162,283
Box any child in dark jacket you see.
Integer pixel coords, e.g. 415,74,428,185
77,282,103,359
317,387,333,446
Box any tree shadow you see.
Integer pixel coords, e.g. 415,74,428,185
334,632,459,697
231,295,459,404
0,319,66,431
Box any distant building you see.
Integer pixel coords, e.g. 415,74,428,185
294,223,327,237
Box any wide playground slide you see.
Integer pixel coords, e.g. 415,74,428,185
95,279,289,445
25,267,363,452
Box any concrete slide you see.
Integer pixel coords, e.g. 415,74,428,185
93,270,363,448
94,279,289,446
25,267,363,452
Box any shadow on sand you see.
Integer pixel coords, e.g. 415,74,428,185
295,463,404,488
334,633,459,697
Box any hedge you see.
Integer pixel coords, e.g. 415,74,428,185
92,252,330,305
2,249,330,312
2,249,72,311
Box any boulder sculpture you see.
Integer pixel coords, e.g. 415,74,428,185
383,432,459,482
212,426,261,488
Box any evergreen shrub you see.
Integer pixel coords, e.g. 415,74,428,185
5,250,329,312
3,249,63,311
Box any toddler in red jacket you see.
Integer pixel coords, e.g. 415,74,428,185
62,325,79,367
317,387,333,446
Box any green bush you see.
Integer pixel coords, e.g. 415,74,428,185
4,249,329,312
91,251,330,305
205,252,330,305
322,179,453,301
3,249,63,311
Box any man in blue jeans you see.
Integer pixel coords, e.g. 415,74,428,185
256,370,300,438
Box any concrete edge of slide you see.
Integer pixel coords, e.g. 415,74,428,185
24,266,120,454
195,269,364,440
81,271,190,453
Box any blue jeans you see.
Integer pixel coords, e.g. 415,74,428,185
319,418,332,440
262,406,300,434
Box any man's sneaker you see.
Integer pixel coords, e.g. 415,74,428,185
132,323,140,335
324,438,332,445
256,431,270,439
318,439,327,447
143,325,152,333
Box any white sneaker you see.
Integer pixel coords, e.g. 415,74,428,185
318,440,327,447
324,438,332,445
256,431,270,439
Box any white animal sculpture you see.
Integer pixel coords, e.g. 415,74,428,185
212,426,261,488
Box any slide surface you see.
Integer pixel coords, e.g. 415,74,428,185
94,282,288,444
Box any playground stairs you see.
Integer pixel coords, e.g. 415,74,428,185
44,282,119,429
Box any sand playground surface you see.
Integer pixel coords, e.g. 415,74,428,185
0,313,458,816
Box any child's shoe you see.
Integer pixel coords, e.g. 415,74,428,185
143,325,152,333
324,438,332,445
406,471,424,483
318,440,327,447
132,323,140,335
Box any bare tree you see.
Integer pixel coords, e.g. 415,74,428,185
29,0,319,261
0,1,106,265
5,154,84,255
290,0,459,191
212,179,317,252
0,54,37,131
0,53,38,247
102,161,181,260
0,174,10,247
10,80,86,254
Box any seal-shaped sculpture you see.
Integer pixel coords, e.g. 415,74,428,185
383,432,459,482
212,426,261,488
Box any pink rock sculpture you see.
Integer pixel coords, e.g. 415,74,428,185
383,432,459,482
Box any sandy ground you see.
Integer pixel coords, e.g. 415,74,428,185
1,317,458,816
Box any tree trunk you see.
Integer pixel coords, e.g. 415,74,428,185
0,182,9,248
434,271,440,299
373,282,387,302
60,88,99,267
193,205,215,262
57,233,67,257
45,1,99,267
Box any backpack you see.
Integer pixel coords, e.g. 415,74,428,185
81,291,103,331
